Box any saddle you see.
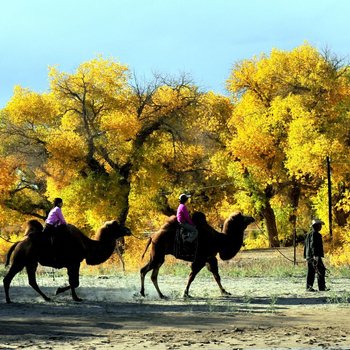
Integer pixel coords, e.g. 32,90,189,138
174,226,198,261
41,225,70,265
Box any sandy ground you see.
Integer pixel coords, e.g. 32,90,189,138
1,246,350,350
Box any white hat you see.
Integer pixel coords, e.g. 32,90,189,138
179,193,191,201
311,219,325,226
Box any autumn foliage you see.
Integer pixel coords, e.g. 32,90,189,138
0,44,349,268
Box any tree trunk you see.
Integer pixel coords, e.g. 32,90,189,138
117,187,130,234
334,207,348,227
118,195,130,226
333,185,349,227
262,201,280,247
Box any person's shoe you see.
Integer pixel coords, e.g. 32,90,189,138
306,287,316,292
319,287,330,291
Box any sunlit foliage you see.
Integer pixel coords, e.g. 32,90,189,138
225,43,350,247
0,45,349,267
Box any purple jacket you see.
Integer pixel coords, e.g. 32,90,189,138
176,204,194,225
45,206,67,226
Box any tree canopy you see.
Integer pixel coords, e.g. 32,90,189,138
0,44,349,261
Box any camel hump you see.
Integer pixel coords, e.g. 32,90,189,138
229,211,242,219
24,219,44,236
150,216,178,242
160,215,177,230
167,215,177,223
192,211,207,226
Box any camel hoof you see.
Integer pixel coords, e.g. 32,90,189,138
183,293,193,299
73,297,83,302
222,290,231,296
45,297,52,302
6,299,12,304
159,294,169,300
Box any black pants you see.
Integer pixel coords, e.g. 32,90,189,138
306,258,326,290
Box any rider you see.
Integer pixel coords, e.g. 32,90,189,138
176,193,198,243
44,197,67,232
43,198,68,263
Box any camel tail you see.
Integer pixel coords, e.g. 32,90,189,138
141,237,152,260
5,242,19,267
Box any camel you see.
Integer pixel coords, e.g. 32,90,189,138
4,219,131,303
140,211,254,299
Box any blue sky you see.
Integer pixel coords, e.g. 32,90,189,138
1,0,349,108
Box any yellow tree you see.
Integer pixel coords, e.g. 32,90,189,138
131,90,236,223
0,157,22,226
226,44,350,246
2,57,233,256
45,59,203,234
0,87,59,221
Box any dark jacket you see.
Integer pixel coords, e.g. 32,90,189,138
304,229,324,260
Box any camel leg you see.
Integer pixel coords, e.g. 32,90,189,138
56,285,71,295
184,260,206,298
151,263,166,299
206,257,230,296
26,263,51,301
140,258,165,298
115,244,125,272
55,283,80,300
67,264,82,302
140,261,152,297
3,262,25,303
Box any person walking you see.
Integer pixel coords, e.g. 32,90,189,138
304,219,329,292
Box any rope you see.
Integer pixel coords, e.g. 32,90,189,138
133,220,303,264
131,214,306,265
253,220,332,283
130,231,153,240
0,234,17,244
159,183,305,264
254,221,305,264
311,256,331,277
255,220,330,279
160,181,235,196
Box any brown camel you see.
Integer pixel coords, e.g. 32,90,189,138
140,211,254,298
4,219,131,303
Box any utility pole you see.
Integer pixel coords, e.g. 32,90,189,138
326,156,332,238
293,225,296,266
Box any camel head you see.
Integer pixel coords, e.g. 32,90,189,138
218,212,254,261
222,212,255,236
99,220,132,240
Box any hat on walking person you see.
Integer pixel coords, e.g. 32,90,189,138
311,219,325,227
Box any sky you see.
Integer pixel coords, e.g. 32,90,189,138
1,0,350,108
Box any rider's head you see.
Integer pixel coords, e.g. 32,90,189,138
53,198,63,207
179,193,191,204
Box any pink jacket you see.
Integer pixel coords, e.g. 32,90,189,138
45,206,67,226
176,204,194,225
